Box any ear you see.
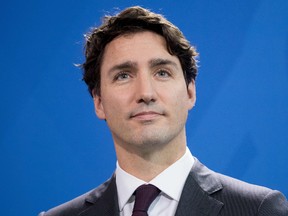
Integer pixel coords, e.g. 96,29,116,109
92,90,106,120
187,80,196,110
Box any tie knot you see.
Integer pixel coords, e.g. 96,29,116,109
132,184,160,216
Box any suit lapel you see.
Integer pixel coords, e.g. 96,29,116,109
79,175,119,216
77,159,223,216
175,159,224,216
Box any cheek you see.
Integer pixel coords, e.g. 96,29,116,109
169,86,190,106
101,91,130,117
102,97,119,115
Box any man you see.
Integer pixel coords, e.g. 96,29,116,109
39,6,288,216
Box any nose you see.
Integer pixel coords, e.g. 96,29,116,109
136,74,157,104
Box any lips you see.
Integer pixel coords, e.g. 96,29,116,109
130,110,163,121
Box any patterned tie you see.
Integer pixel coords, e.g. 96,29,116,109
132,184,161,216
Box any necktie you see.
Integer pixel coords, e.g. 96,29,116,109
132,184,161,216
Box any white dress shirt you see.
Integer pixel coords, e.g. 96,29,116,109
115,147,194,216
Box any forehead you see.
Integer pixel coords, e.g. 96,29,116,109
100,31,180,71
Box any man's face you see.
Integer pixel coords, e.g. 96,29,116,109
93,31,196,153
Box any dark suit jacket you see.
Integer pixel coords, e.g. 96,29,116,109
39,158,288,216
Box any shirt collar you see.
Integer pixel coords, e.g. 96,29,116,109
115,163,146,211
115,147,194,211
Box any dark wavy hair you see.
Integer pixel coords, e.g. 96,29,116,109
82,6,198,96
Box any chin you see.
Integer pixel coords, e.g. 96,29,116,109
131,133,171,149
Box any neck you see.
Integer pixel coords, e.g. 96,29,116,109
115,133,187,182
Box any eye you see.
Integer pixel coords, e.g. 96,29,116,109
114,72,131,81
155,69,171,78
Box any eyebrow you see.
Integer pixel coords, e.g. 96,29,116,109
149,58,179,69
108,58,179,74
108,61,137,74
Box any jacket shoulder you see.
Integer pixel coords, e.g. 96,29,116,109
214,172,288,215
190,158,288,215
39,177,113,216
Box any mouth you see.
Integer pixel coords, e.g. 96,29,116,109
130,111,163,121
